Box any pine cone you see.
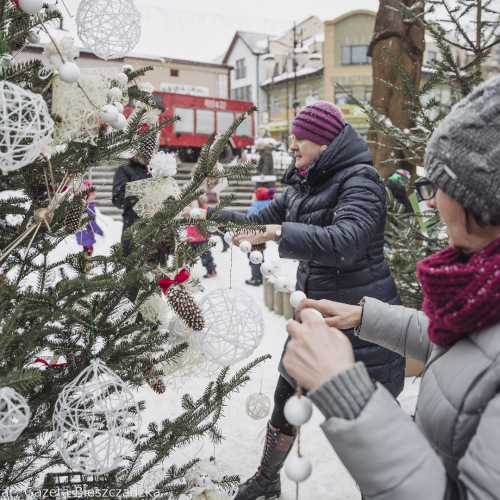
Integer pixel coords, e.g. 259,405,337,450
65,197,86,232
136,134,158,164
166,283,205,331
149,376,166,394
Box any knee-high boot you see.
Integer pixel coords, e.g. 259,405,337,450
235,421,295,500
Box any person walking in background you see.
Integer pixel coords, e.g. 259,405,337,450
384,168,413,214
245,187,273,286
255,139,275,188
186,101,405,500
75,180,103,270
283,76,500,500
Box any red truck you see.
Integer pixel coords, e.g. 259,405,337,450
138,92,256,163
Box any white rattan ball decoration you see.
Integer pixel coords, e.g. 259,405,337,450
239,240,252,254
249,251,263,264
19,0,43,15
0,387,30,443
290,290,307,308
260,262,274,277
53,359,141,475
100,104,119,123
76,0,141,60
285,455,312,483
284,395,313,426
58,62,80,84
193,288,264,367
109,113,127,130
0,81,55,174
245,393,270,420
274,276,290,293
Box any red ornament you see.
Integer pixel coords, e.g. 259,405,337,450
158,269,190,293
35,358,68,368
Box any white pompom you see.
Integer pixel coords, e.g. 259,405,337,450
249,251,263,264
274,276,290,293
58,62,80,83
100,104,119,124
195,473,212,488
260,262,274,277
223,232,233,245
114,101,124,113
147,151,177,177
284,395,313,426
49,54,63,68
115,72,128,84
190,208,201,219
18,0,44,15
108,87,123,101
109,113,127,130
122,64,134,73
290,290,307,308
285,455,312,483
239,240,252,253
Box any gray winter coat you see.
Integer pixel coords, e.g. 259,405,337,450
317,296,500,499
218,124,405,396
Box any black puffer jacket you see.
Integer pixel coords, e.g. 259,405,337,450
219,124,405,397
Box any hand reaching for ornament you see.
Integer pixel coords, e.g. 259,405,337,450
295,298,362,330
232,224,280,247
283,309,355,391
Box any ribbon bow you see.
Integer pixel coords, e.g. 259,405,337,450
158,269,190,293
35,358,68,368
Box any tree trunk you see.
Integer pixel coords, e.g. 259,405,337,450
367,0,425,180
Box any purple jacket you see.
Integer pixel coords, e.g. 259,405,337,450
75,203,103,247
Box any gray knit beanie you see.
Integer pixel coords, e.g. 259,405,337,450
424,75,500,223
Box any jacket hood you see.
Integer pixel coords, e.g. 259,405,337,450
282,124,373,187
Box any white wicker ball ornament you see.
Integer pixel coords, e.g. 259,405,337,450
18,0,43,15
109,113,127,130
193,288,264,367
290,290,307,308
249,250,263,264
274,276,290,293
284,395,313,426
100,104,119,124
58,62,80,84
245,392,271,420
0,387,30,443
260,262,274,277
115,72,128,84
0,82,55,174
53,359,141,475
285,455,312,483
239,240,252,253
190,208,201,219
76,0,141,60
223,232,233,245
114,101,124,113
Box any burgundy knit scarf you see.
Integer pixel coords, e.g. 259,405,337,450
416,237,500,347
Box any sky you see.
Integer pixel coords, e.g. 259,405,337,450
59,0,380,63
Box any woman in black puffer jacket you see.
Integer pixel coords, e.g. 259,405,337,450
212,101,405,500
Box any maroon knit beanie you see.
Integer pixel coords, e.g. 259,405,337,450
290,101,346,146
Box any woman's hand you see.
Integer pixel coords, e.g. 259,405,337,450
295,299,362,330
232,224,280,247
283,309,355,391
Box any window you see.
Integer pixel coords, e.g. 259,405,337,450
170,69,179,77
174,107,194,134
364,87,372,104
272,97,280,112
232,86,251,101
235,58,246,79
216,111,234,134
217,74,227,98
334,87,356,105
341,45,371,65
236,115,252,137
196,110,214,135
427,51,438,63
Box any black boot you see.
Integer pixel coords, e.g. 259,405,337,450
235,422,295,500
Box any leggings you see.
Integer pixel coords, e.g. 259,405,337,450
270,375,297,437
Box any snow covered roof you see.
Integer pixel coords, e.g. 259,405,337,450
222,31,276,63
261,65,324,86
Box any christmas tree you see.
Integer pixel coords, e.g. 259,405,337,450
0,1,268,496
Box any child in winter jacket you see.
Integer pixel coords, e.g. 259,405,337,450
75,181,103,258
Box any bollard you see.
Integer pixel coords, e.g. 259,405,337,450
274,289,284,316
283,294,295,320
264,278,274,312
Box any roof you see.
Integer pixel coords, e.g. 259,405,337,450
222,31,274,63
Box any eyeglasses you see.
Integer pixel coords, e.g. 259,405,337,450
414,177,437,200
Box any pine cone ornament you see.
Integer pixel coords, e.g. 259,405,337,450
166,283,205,331
148,376,166,394
136,133,159,164
65,196,86,232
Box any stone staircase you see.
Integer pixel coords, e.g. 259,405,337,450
88,161,288,220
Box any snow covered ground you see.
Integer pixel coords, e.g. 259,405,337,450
9,197,421,499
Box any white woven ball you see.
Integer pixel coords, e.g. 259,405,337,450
58,62,80,84
274,276,290,293
100,104,119,123
193,288,264,366
260,262,274,277
19,0,43,15
290,290,307,308
239,240,252,253
285,455,312,483
0,82,55,174
0,387,30,443
53,359,141,475
249,251,263,264
284,395,313,426
245,393,270,420
76,0,141,60
109,113,127,130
